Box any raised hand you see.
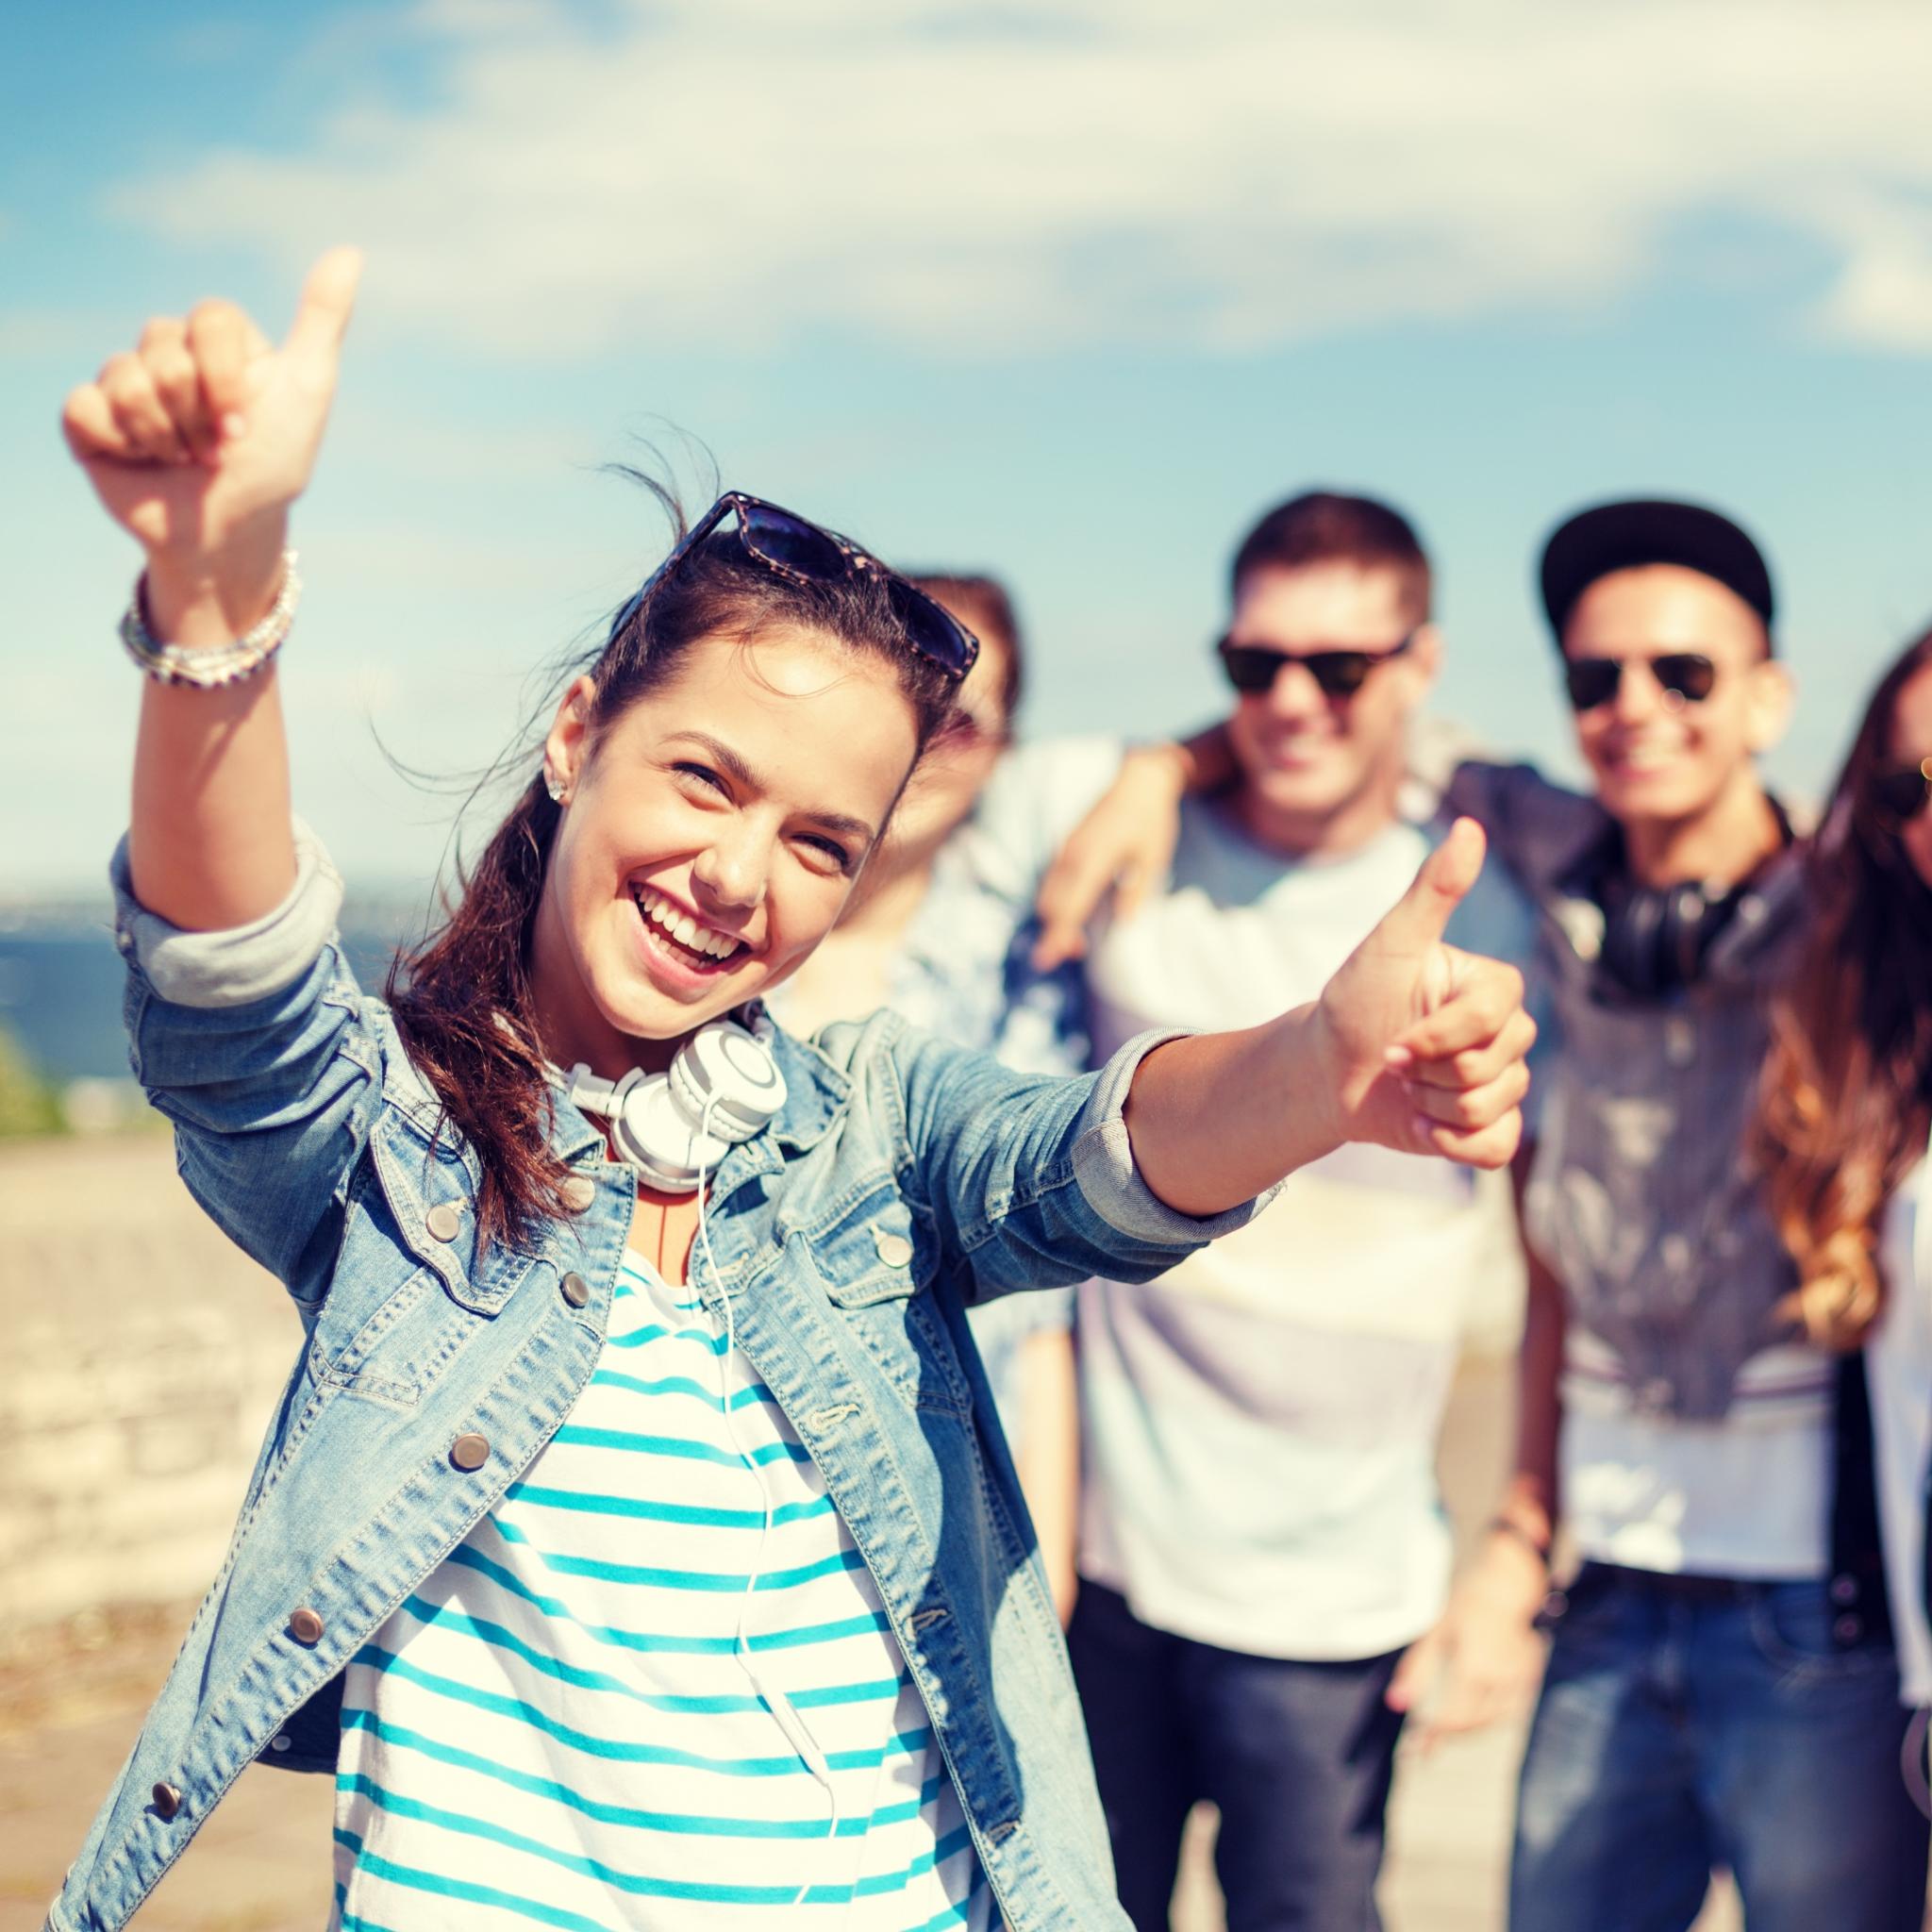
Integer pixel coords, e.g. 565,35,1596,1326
1312,818,1533,1167
62,248,362,628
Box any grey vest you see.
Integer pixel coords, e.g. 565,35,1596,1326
1449,761,1805,1422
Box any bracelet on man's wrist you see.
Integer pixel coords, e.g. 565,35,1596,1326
121,551,301,689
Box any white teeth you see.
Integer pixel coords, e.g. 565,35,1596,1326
634,885,742,964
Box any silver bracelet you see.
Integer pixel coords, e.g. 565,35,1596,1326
121,551,302,688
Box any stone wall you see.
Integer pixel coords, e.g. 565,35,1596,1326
0,1136,301,1640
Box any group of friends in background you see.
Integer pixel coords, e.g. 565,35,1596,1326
819,491,1932,1931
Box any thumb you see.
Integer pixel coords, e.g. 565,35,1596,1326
1373,817,1485,956
284,246,364,365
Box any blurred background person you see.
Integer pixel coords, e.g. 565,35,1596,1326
1057,492,1541,1932
778,574,1086,1619
1441,504,1929,1932
1755,625,1932,1812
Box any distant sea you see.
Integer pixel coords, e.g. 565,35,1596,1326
0,902,425,1084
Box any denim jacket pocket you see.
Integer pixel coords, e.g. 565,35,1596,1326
368,1108,531,1316
806,1191,973,1419
310,1265,472,1411
812,1191,929,1307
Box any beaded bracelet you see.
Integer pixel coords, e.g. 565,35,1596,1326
120,551,302,688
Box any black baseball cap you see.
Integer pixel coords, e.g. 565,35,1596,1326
1539,498,1776,646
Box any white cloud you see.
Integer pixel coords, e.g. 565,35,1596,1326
94,0,1932,358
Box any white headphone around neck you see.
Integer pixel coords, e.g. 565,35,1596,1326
566,1015,786,1191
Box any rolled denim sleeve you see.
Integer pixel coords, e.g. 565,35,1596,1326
110,819,344,1008
1068,1029,1280,1244
112,822,385,1313
891,1019,1278,1302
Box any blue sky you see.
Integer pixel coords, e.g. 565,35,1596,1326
5,0,1931,894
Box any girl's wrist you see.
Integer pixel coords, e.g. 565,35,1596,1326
145,518,291,647
1265,1001,1349,1168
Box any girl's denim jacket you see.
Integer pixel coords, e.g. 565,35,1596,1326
48,828,1269,1932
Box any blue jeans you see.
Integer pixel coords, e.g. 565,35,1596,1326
1068,1579,1405,1931
1510,1564,1929,1932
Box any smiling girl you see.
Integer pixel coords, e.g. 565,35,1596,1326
49,253,1532,1932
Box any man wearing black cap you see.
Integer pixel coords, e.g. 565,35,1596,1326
1435,501,1928,1931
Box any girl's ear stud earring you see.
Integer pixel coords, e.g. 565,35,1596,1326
545,773,567,804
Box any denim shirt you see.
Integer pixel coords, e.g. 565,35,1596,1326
1447,759,1806,1420
48,827,1268,1932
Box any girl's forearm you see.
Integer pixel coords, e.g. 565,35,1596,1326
128,541,297,932
1122,1008,1342,1218
74,253,360,936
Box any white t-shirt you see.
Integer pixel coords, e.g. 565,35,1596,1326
1077,801,1538,1661
1872,1141,1932,1707
335,1254,990,1930
1558,1327,1834,1578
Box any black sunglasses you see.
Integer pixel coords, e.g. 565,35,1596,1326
1874,758,1932,826
1218,630,1418,700
1564,653,1718,713
614,491,978,680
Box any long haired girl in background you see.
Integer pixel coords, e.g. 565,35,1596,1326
1758,626,1932,1805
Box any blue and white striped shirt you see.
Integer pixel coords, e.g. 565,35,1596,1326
333,1253,991,1930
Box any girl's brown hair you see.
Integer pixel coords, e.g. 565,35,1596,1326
387,494,960,1246
1755,625,1932,1347
909,574,1025,724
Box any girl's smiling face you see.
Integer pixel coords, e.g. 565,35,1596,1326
528,625,922,1076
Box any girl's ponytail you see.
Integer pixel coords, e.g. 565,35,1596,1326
388,775,574,1245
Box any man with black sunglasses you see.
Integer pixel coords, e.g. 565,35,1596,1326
1438,499,1924,1931
1057,491,1542,1932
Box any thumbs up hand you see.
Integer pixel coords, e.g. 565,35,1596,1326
62,248,362,633
1310,818,1533,1168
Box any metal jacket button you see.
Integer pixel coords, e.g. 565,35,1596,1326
151,1782,182,1820
873,1225,914,1269
560,1272,590,1308
426,1202,463,1242
561,1176,596,1213
450,1432,491,1471
289,1607,325,1646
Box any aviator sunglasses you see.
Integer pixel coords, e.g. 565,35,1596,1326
1218,629,1418,700
614,491,979,680
1564,653,1718,713
1874,757,1932,826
